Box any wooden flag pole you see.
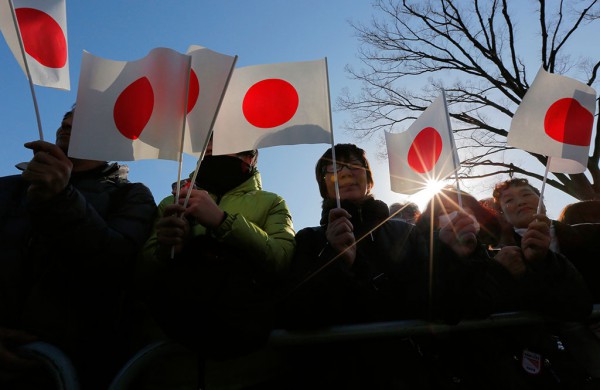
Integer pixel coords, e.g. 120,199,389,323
8,0,44,141
324,57,341,208
170,55,193,259
174,55,193,203
182,55,238,210
537,157,551,214
427,195,435,319
442,90,463,208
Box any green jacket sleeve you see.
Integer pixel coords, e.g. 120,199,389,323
214,194,295,276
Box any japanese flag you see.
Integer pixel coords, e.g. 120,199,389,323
183,45,236,157
212,58,331,155
69,48,191,161
507,67,597,173
385,93,460,194
0,0,70,90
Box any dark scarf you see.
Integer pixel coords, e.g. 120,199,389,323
194,155,254,198
320,196,390,237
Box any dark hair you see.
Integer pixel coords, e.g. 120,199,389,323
416,186,501,246
315,144,374,199
236,149,258,167
492,178,540,206
237,149,258,158
558,200,600,225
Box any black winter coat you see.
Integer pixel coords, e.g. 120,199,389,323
471,222,594,321
553,221,600,303
285,197,430,327
422,222,593,322
0,163,156,386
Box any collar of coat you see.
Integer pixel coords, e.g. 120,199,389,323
219,170,262,195
319,196,390,230
200,170,263,202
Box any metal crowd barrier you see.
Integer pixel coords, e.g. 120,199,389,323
108,340,190,390
269,304,600,346
17,341,80,390
13,305,600,389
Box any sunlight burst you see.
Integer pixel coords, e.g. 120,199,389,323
423,179,446,198
408,179,448,211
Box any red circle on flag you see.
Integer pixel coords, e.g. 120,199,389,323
187,69,200,114
242,79,299,128
544,98,593,146
407,127,443,173
113,77,154,140
16,8,67,68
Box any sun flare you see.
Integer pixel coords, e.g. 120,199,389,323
410,179,448,211
423,179,446,198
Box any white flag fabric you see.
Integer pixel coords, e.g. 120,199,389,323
385,93,460,194
507,67,597,173
212,58,331,155
0,0,70,89
69,48,191,161
183,45,236,157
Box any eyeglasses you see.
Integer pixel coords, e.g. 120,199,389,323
323,160,366,174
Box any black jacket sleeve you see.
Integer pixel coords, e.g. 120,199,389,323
27,182,156,272
515,250,592,320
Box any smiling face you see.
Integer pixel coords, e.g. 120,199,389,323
324,157,371,202
498,184,544,228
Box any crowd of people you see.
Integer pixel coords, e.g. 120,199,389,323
1,108,600,389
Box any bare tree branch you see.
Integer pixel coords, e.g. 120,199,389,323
341,0,600,200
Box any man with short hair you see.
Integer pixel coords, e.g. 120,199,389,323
0,108,156,389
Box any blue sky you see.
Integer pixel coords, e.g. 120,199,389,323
0,0,590,230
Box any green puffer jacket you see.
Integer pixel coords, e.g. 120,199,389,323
137,170,295,361
142,170,295,274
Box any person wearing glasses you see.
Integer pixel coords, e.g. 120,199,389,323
284,145,490,327
280,143,434,388
286,143,428,325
